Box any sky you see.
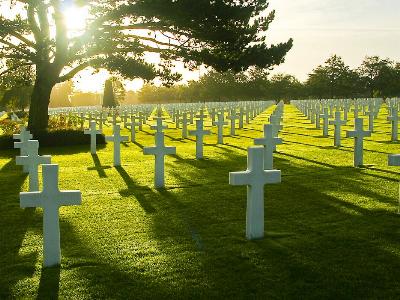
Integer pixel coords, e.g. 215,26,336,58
266,0,400,80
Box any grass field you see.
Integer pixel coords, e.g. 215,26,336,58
1,104,399,299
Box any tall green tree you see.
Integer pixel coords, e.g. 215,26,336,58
358,56,399,97
306,55,361,98
0,0,292,133
102,79,117,107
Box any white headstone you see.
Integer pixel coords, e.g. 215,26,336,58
320,108,329,137
229,147,281,240
189,119,211,159
105,125,129,166
143,132,176,188
212,113,228,144
84,121,102,154
329,111,346,147
254,124,282,170
20,164,81,267
13,126,33,173
388,107,398,142
227,110,239,136
388,154,400,214
346,118,371,167
16,140,51,191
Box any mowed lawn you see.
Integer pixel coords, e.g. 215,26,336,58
0,104,399,299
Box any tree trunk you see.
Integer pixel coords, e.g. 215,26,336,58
28,74,56,135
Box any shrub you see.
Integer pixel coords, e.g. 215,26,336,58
0,129,106,150
0,119,19,135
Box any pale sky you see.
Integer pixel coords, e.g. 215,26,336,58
267,0,400,80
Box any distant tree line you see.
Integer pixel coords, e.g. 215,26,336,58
136,55,400,103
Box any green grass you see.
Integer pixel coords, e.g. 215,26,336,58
1,104,399,299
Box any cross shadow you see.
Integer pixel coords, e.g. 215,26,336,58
36,266,61,299
88,154,111,178
132,141,144,149
115,166,156,213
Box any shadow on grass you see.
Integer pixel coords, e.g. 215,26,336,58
115,166,156,214
87,154,111,178
37,266,60,299
0,159,40,298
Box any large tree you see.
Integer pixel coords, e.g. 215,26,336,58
358,56,400,98
306,55,361,98
0,0,292,134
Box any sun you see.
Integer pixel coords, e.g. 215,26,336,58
63,5,90,33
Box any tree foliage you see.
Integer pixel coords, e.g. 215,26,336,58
0,0,292,132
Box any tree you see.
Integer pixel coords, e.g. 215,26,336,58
358,56,399,97
0,59,34,110
102,79,117,107
0,0,292,134
306,55,361,98
269,74,304,100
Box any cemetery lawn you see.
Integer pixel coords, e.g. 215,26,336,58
1,104,400,299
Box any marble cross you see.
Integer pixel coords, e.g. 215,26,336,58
127,116,141,142
105,125,129,166
13,126,33,173
189,119,211,159
329,111,346,147
227,110,239,136
320,107,329,137
346,118,371,167
388,107,398,142
143,132,176,188
181,112,190,138
254,124,283,170
16,140,51,191
20,164,81,267
212,113,228,144
84,121,102,154
151,117,168,133
364,109,375,132
388,154,400,214
229,147,281,240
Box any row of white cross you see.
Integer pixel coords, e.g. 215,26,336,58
13,127,81,267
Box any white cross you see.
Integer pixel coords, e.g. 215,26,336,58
196,109,207,122
388,154,400,214
320,107,329,137
16,140,51,191
181,112,190,138
346,118,371,167
238,107,245,129
13,126,33,173
229,147,281,240
20,164,81,267
151,117,168,133
388,107,398,142
227,110,239,136
189,119,211,159
254,124,283,170
329,111,346,147
364,109,375,132
84,121,102,154
212,113,228,144
105,125,129,166
143,132,176,188
127,116,141,142
97,112,108,130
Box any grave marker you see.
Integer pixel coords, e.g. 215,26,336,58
229,147,281,240
20,164,81,267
